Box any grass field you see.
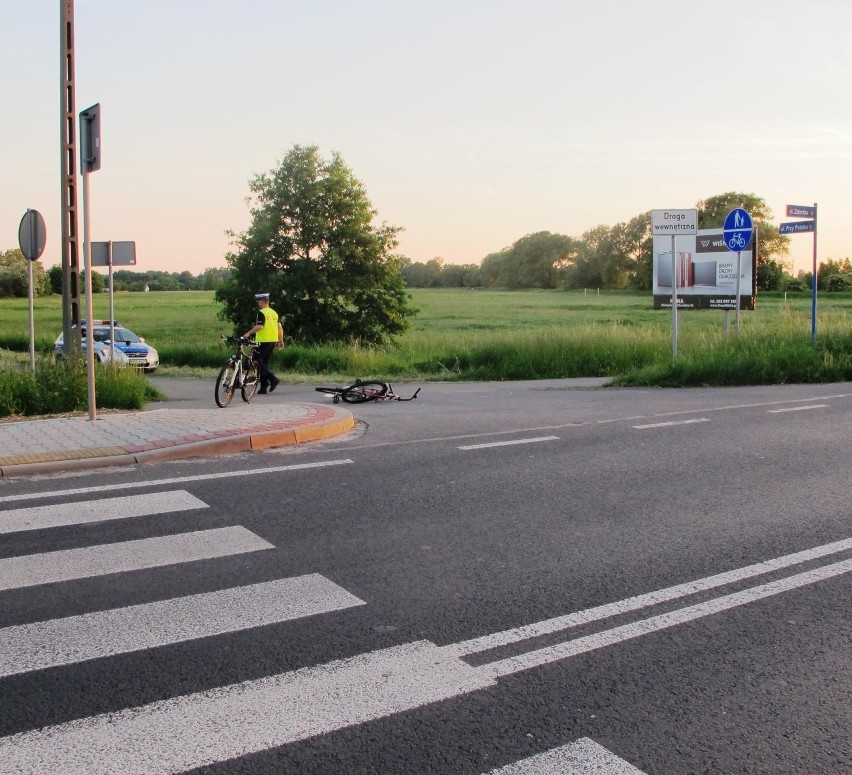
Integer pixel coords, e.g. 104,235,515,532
1,288,850,385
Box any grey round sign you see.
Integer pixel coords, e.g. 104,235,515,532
18,209,47,261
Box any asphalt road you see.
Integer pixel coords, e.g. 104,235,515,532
0,379,849,774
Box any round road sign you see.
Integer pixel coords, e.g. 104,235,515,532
18,209,47,261
722,208,753,252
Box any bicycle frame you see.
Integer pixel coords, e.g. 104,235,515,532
315,379,420,404
215,336,260,407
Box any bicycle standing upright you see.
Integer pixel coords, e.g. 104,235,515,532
215,336,260,407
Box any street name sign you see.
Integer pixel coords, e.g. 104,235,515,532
786,204,816,218
779,221,816,235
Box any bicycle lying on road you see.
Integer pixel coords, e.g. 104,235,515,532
215,336,260,407
315,379,420,404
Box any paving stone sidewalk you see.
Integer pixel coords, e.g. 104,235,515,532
0,402,354,477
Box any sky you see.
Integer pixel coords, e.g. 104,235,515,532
2,1,851,278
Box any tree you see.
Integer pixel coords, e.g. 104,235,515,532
216,145,415,343
480,232,576,289
0,249,48,298
695,192,790,271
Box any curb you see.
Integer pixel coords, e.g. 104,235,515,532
0,410,354,478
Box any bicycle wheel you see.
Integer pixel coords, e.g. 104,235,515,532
215,362,237,407
341,381,388,404
241,362,260,402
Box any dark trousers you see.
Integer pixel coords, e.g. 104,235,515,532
253,342,277,388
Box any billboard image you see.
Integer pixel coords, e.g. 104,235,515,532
653,229,755,310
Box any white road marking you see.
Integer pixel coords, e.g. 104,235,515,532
0,459,355,504
458,436,559,450
0,491,207,534
444,536,852,657
768,404,829,413
0,527,273,591
484,558,852,678
0,641,494,775
0,574,365,677
484,737,645,774
632,418,710,429
1,546,848,771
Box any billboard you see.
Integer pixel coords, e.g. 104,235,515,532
652,228,755,310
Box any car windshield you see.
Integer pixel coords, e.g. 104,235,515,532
96,327,140,343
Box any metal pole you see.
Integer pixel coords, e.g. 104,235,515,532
671,235,678,360
27,259,36,371
81,165,97,422
735,250,742,334
108,241,115,366
811,202,818,344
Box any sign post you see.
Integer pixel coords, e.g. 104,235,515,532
722,208,754,334
92,240,137,363
80,103,101,421
651,209,698,359
18,209,47,371
780,204,818,343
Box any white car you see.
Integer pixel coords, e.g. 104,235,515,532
54,331,130,365
54,321,159,371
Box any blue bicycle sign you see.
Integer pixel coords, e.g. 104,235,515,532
722,208,753,252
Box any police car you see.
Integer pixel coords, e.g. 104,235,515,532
54,321,159,372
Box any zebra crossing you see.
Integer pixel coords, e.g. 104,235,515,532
0,485,648,774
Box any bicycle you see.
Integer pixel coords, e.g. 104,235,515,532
315,379,420,404
215,336,261,407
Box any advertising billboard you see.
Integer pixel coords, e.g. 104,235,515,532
652,228,755,310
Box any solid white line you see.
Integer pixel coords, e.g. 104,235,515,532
485,558,852,678
0,527,274,591
458,436,559,450
0,491,207,534
0,641,494,775
484,737,645,774
444,536,852,656
768,404,829,413
0,459,355,504
632,418,710,429
0,574,365,677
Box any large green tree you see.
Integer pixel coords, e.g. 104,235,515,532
216,145,415,344
481,232,576,289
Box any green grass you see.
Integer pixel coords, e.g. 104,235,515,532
1,288,850,386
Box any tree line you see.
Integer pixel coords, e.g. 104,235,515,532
401,193,851,293
0,253,231,297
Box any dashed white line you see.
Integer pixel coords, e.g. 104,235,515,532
0,459,355,504
632,418,710,429
768,404,829,413
458,436,559,450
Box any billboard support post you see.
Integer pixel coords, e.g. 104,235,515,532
650,209,698,361
670,235,678,358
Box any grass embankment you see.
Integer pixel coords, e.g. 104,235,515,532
1,289,850,390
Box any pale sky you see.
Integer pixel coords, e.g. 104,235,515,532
3,1,850,277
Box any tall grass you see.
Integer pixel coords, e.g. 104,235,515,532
0,353,164,418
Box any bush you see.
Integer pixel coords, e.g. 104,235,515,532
0,356,163,417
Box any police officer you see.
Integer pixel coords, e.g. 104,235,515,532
243,292,284,393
